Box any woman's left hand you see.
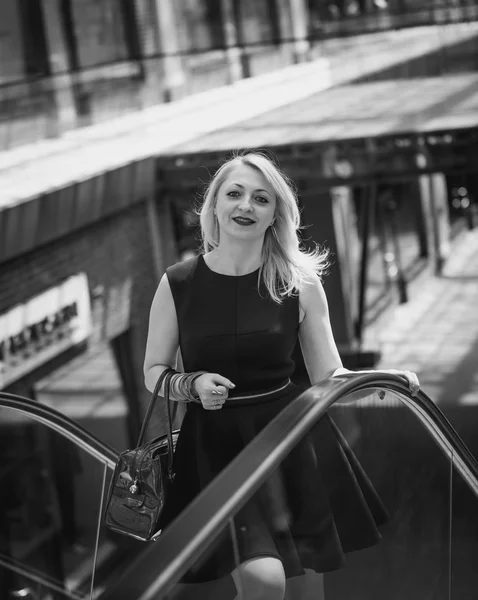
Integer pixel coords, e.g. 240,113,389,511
378,369,420,397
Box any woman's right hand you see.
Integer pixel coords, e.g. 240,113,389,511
193,373,235,410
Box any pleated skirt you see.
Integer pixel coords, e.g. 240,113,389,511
158,382,388,583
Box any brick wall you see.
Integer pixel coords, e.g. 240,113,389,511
0,200,163,420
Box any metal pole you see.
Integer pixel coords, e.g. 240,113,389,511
355,183,377,348
427,174,444,275
387,199,409,304
146,194,165,285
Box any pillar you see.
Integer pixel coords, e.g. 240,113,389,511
152,0,186,102
131,0,161,107
416,148,451,275
287,0,311,64
220,0,245,84
40,0,78,133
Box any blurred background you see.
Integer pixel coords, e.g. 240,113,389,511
0,0,478,598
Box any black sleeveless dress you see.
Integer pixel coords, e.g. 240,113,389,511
161,254,387,583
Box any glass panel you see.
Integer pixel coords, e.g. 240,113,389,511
325,389,451,599
451,449,478,599
0,405,112,600
166,518,241,600
90,470,147,599
160,386,454,599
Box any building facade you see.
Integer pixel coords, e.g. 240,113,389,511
2,0,477,151
0,0,311,150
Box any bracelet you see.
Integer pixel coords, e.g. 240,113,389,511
170,371,207,403
188,372,206,400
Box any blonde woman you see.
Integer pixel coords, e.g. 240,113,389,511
144,151,419,599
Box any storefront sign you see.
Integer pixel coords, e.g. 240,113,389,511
0,273,91,390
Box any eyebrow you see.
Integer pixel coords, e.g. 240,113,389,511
230,183,271,195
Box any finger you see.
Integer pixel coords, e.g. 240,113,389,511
212,375,235,389
211,395,226,407
405,371,420,396
204,402,223,411
203,393,226,409
212,385,228,397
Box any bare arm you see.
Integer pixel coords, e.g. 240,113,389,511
143,273,236,407
298,277,374,403
298,277,419,401
298,276,343,385
143,274,180,392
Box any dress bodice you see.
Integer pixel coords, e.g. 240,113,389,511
166,255,299,394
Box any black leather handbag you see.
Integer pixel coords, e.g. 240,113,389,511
104,368,178,541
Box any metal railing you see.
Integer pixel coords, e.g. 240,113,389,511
0,391,119,600
2,374,478,599
92,372,478,599
0,392,118,467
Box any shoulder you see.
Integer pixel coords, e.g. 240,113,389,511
298,275,328,322
164,255,201,309
166,255,200,285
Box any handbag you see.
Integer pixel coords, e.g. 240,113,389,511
104,367,178,541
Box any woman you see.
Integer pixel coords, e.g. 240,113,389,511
143,151,419,600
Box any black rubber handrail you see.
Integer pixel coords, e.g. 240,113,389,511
96,373,478,600
0,391,118,468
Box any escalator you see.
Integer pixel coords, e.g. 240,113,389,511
2,373,478,599
0,394,133,600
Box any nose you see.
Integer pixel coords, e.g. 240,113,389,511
238,195,253,212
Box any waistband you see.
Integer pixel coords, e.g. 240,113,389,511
228,379,291,400
221,379,295,407
187,379,296,410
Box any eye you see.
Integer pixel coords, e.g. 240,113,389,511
255,195,268,204
227,190,240,198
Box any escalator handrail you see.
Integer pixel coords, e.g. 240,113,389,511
0,392,118,468
97,372,478,600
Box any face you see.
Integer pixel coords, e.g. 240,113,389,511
214,163,277,243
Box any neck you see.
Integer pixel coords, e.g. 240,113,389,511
210,238,263,275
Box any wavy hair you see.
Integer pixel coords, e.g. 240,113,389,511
199,151,329,303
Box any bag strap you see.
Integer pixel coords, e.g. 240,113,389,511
164,372,175,480
136,367,174,447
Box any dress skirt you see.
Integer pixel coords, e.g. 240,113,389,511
158,382,388,583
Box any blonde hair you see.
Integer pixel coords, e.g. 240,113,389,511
199,151,329,303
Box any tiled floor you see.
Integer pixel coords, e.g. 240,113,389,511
365,228,478,406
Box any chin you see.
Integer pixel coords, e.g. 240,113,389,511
222,224,267,241
231,230,264,241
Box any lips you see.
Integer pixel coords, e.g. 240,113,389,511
232,217,256,226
